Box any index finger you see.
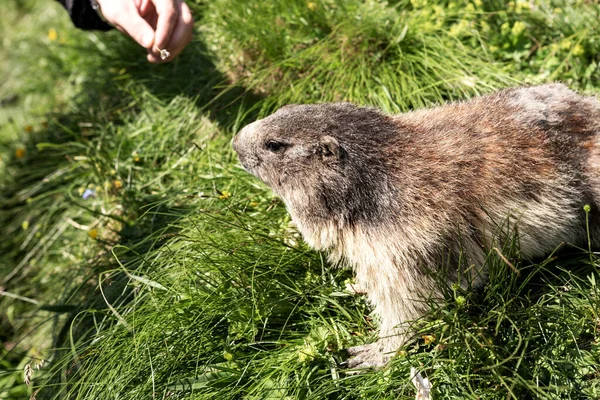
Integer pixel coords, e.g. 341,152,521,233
152,0,178,51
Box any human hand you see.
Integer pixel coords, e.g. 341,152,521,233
95,0,193,63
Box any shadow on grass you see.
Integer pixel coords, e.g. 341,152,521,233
0,27,265,396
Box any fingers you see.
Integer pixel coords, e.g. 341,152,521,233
98,0,155,49
153,0,179,51
138,0,155,17
97,0,193,63
147,0,193,63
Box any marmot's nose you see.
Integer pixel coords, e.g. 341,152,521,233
233,119,263,156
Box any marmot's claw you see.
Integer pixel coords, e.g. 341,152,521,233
345,343,391,370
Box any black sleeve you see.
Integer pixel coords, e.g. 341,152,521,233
56,0,113,31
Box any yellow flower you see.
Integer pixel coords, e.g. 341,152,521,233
219,190,232,200
22,220,30,230
88,228,98,239
560,39,573,50
15,147,26,159
132,152,140,163
113,180,123,189
410,0,428,7
572,44,585,56
422,334,436,345
48,28,58,41
511,21,526,37
514,0,531,13
307,1,317,10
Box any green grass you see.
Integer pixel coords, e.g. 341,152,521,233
1,0,600,399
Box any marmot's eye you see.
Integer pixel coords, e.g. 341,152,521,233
265,140,285,152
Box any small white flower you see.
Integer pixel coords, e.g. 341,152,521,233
411,367,432,400
24,363,33,386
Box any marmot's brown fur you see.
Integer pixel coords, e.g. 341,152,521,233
232,84,600,368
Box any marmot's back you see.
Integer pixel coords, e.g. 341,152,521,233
386,84,600,257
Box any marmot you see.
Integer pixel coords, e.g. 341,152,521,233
232,84,600,368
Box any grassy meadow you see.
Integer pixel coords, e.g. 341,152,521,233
1,0,600,398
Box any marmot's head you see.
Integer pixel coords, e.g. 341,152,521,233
233,103,401,229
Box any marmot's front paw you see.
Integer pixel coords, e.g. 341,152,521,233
346,343,392,369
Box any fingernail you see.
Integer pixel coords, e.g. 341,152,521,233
142,33,154,48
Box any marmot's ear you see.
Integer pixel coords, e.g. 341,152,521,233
317,135,341,162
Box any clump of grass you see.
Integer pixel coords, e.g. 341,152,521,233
37,206,600,399
202,0,514,112
480,0,600,90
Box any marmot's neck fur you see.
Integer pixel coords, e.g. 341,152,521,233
233,84,600,368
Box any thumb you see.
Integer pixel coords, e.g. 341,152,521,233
107,5,155,49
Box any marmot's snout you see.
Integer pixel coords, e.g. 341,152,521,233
233,119,263,172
